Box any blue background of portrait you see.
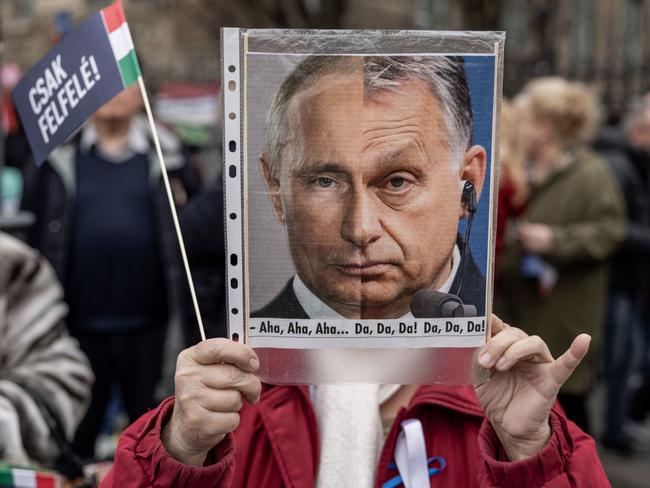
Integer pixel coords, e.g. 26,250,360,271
460,55,496,276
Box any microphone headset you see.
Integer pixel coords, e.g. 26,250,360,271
454,180,477,296
409,180,478,318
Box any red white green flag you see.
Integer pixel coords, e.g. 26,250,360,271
0,464,60,488
12,0,143,164
101,0,141,87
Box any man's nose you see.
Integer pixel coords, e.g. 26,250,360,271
340,190,382,248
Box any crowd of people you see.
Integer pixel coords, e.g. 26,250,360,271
1,82,225,479
1,71,650,485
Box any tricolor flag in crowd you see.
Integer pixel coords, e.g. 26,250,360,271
12,0,142,165
101,0,141,87
0,464,59,488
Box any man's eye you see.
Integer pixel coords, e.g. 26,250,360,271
317,177,334,188
389,177,405,188
381,175,412,193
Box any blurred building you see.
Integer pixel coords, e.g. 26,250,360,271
2,0,650,119
1,0,220,85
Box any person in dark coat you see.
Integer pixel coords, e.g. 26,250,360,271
20,85,201,460
593,95,650,452
179,178,228,344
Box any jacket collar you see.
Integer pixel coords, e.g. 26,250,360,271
253,383,483,486
257,383,484,425
256,385,319,487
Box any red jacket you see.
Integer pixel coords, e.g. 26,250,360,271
103,384,609,487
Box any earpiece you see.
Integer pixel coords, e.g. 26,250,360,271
460,180,477,214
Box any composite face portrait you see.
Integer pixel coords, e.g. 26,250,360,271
224,28,502,384
248,55,489,321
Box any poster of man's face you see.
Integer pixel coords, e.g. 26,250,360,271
247,54,494,328
223,29,502,384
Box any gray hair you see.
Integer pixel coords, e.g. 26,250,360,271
263,55,473,179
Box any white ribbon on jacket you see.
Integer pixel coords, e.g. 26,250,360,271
395,418,430,488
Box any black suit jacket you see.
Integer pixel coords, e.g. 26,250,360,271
251,249,486,319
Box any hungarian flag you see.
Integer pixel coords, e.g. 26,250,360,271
101,0,141,87
0,464,59,488
12,0,142,165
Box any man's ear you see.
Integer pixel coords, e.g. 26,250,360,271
260,155,285,224
459,145,487,218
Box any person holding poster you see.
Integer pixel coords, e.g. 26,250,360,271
102,316,609,486
102,31,608,487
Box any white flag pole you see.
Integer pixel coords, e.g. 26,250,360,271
136,75,207,342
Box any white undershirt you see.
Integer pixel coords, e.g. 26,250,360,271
292,245,461,488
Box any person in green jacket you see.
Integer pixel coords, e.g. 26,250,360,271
496,76,625,433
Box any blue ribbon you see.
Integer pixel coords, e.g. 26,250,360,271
382,456,447,488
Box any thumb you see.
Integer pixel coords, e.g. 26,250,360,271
550,334,591,386
489,314,506,337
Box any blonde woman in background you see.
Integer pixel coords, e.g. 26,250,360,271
497,77,625,432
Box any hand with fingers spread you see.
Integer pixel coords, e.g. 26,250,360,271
474,315,591,461
161,339,262,466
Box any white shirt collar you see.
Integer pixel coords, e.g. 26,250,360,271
80,116,150,163
293,244,461,319
293,274,344,319
438,244,461,294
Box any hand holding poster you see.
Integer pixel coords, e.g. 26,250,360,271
223,29,505,384
12,0,141,165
